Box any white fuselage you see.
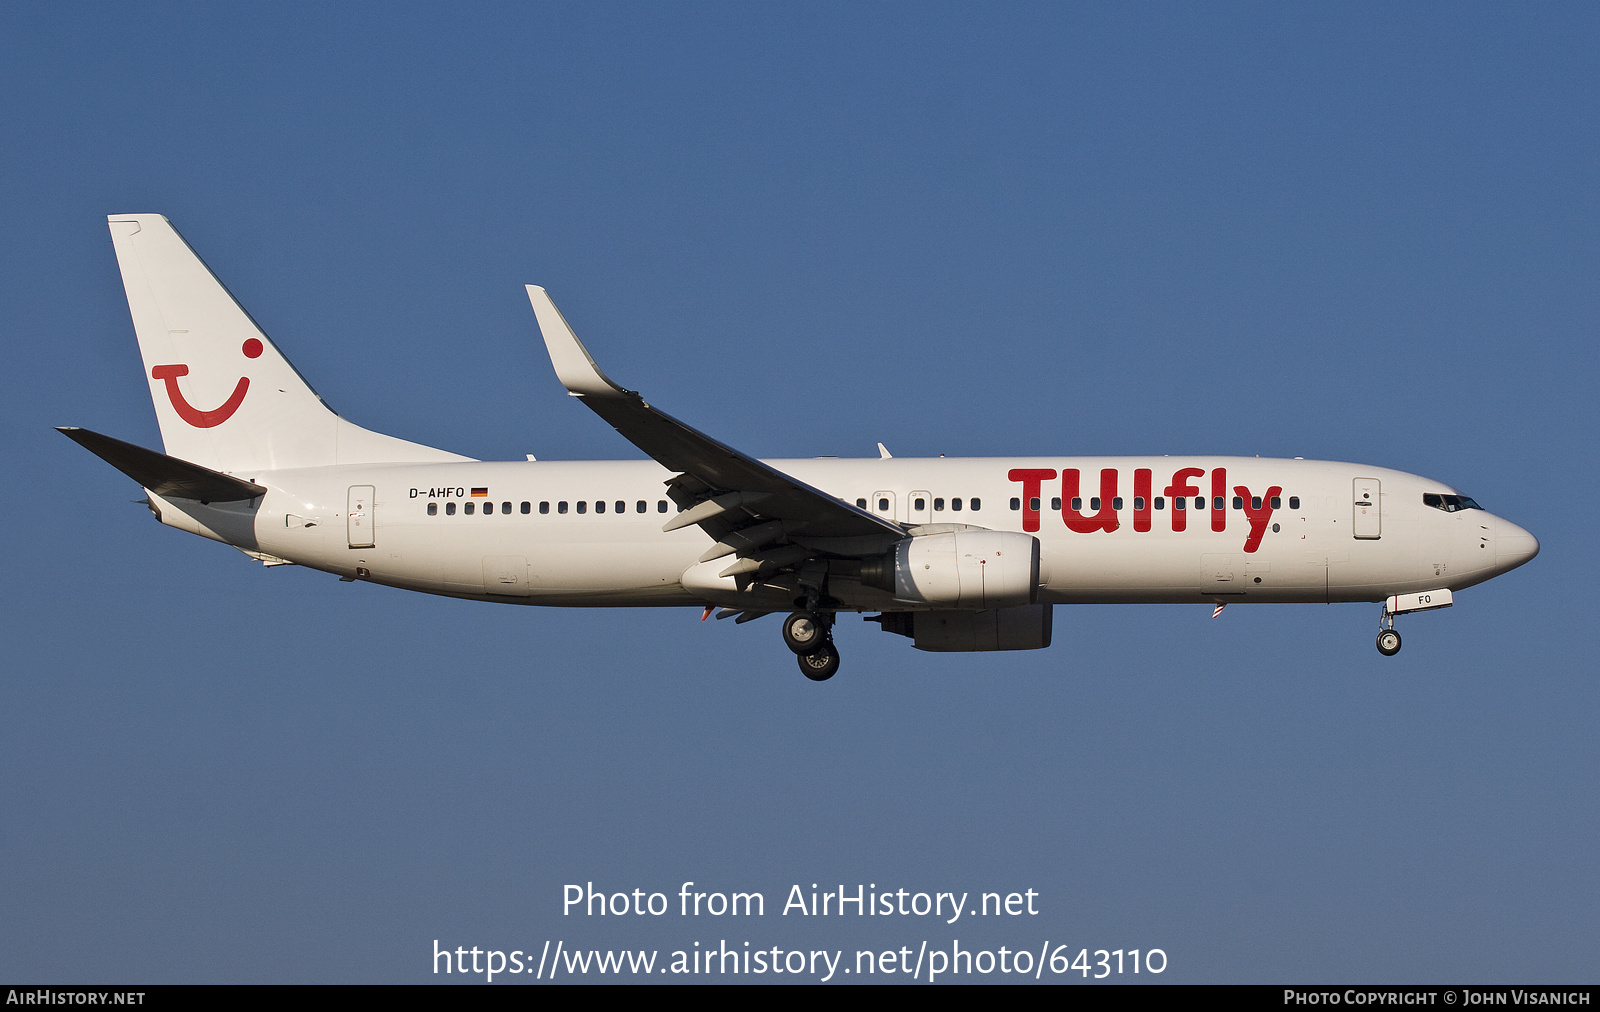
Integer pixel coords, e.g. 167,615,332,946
148,455,1534,611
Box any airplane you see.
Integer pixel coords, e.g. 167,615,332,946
61,214,1540,681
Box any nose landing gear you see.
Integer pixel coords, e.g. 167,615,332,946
1376,628,1402,656
783,609,840,680
1373,590,1452,655
1376,605,1402,656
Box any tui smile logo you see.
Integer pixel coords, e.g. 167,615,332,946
151,338,263,427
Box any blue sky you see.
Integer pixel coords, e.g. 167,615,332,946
3,2,1596,983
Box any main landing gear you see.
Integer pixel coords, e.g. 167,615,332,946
783,609,839,681
797,641,841,681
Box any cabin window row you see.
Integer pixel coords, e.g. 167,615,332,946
1008,495,1299,512
426,499,672,516
858,496,983,512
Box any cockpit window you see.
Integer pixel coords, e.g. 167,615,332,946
1424,492,1482,513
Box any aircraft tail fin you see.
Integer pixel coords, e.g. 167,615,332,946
107,215,469,472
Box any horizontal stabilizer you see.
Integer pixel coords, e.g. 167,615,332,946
57,427,266,502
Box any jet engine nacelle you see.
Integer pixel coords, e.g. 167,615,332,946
869,604,1054,652
860,529,1041,608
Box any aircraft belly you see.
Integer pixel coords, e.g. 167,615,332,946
525,538,691,595
376,522,696,601
1039,532,1308,603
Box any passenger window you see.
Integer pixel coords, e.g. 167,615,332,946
1112,497,1123,510
558,501,568,514
1154,497,1165,509
616,501,625,514
1029,497,1040,511
502,502,512,514
1174,497,1186,510
1071,498,1082,510
1090,497,1101,511
464,502,475,515
1213,497,1224,510
913,497,926,511
637,501,647,513
1051,497,1061,511
595,501,605,514
970,498,981,511
1195,497,1206,510
1133,497,1144,511
427,502,437,516
658,501,668,513
1010,498,1021,511
1232,496,1243,510
1270,496,1281,509
446,502,456,515
952,498,963,511
539,502,550,514
521,502,531,514
878,498,889,512
856,498,868,508
1288,496,1300,510
933,498,945,511
1252,496,1262,510
576,501,586,514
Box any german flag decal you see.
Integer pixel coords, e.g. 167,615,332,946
470,488,489,497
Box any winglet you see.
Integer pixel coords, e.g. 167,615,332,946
526,285,629,399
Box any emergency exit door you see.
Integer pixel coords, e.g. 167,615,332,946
872,491,897,522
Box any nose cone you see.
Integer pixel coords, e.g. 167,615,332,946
1496,518,1540,573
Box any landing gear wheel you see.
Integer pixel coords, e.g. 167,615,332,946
798,641,840,681
783,611,826,655
1376,629,1402,656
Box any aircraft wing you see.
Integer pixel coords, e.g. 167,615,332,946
527,286,905,564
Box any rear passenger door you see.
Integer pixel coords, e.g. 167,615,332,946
347,485,375,548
